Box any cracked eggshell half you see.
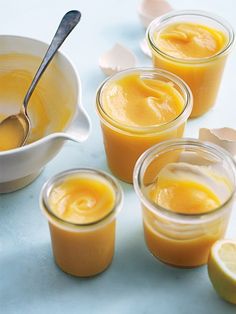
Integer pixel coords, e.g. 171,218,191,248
138,0,173,28
199,128,236,157
99,43,137,76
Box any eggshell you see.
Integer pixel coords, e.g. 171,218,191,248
138,0,173,28
99,43,137,76
199,128,236,156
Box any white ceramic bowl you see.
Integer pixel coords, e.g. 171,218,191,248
0,35,90,193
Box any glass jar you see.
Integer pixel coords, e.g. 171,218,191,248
96,68,192,183
40,168,123,277
134,138,236,267
147,10,235,117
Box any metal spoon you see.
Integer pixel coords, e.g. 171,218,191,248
0,10,81,150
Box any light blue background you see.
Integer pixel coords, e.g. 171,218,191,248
0,0,236,313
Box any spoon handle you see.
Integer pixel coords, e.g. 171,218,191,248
23,10,81,109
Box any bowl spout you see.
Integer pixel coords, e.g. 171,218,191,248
63,106,91,143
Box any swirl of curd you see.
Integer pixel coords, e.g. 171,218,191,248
48,174,115,224
101,73,185,128
154,22,227,59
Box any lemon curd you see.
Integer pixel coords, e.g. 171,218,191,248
97,70,191,183
155,23,227,59
49,175,115,224
0,53,75,151
143,162,232,267
148,164,221,214
102,74,184,127
147,14,233,117
43,171,120,277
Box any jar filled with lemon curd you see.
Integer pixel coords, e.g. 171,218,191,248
147,10,235,118
40,169,123,277
134,139,236,268
96,68,192,183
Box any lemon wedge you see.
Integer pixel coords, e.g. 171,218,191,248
208,239,236,304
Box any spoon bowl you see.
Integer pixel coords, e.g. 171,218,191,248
0,112,30,150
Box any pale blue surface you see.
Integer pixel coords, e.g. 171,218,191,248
1,0,236,313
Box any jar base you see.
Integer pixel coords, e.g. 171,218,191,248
107,163,133,184
54,257,114,278
148,249,207,268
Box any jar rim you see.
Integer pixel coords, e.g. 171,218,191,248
133,138,236,223
40,168,123,230
147,10,235,64
96,67,192,135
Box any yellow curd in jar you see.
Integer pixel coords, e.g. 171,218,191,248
98,72,189,183
47,173,117,277
0,53,75,151
149,22,228,117
143,162,231,267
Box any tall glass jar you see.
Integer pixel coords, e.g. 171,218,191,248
96,68,192,183
134,139,236,267
40,168,123,277
147,10,235,117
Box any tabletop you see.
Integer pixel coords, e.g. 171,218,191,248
1,0,236,313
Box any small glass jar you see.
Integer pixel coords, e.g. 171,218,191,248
147,10,235,118
134,138,236,268
40,168,123,277
96,67,192,183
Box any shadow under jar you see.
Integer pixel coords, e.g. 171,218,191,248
134,138,236,268
147,10,235,118
40,168,123,277
96,68,192,183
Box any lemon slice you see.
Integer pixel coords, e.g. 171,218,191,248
208,239,236,304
